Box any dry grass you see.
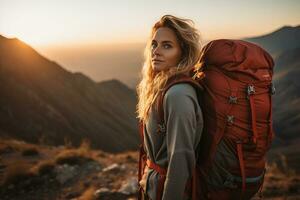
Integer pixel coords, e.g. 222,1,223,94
31,160,56,176
55,139,95,165
78,186,96,200
0,140,16,155
266,154,296,177
1,160,36,186
0,138,41,157
263,159,300,198
64,136,73,149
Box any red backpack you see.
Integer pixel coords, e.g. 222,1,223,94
138,39,275,200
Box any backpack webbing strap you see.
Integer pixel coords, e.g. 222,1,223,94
146,159,167,200
192,167,198,200
247,84,272,145
249,94,258,144
237,141,246,197
146,159,198,200
258,170,266,199
138,121,145,180
247,84,258,144
146,159,167,174
267,89,274,148
138,121,146,200
157,175,166,200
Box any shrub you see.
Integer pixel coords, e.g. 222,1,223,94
55,139,94,165
2,161,36,186
31,160,56,176
22,147,39,156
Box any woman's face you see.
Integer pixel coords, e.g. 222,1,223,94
151,27,182,73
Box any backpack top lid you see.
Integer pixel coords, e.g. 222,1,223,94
200,39,275,82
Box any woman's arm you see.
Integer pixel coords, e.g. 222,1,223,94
161,83,203,200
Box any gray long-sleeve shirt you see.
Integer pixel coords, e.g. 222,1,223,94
143,83,204,200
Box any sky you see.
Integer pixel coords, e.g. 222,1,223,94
0,0,299,47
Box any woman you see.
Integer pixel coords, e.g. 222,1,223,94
136,15,204,200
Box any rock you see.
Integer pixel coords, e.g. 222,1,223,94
94,187,110,197
24,179,31,186
0,164,6,171
97,152,107,158
8,184,14,189
55,164,79,185
95,165,101,171
86,161,102,171
65,191,81,199
118,177,138,195
125,155,136,163
0,146,14,155
102,163,120,173
83,181,90,188
95,187,109,195
94,188,129,200
120,164,126,171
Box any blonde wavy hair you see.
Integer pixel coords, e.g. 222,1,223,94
136,15,202,122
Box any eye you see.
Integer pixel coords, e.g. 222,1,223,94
163,44,172,49
151,42,157,50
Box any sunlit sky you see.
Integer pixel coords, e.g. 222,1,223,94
0,0,299,47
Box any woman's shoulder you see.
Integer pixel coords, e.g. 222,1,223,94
165,83,198,99
163,83,199,111
163,82,201,119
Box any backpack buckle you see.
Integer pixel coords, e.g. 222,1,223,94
227,115,234,125
228,96,238,104
157,123,166,133
247,85,255,99
270,83,275,95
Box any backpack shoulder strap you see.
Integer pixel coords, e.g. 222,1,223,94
156,74,203,126
138,120,147,200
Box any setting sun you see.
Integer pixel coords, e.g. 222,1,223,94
0,1,91,45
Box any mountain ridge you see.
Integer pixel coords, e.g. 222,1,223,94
0,35,139,153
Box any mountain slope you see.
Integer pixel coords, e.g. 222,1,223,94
244,25,300,57
0,35,139,153
272,48,300,142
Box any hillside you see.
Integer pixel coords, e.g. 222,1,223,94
0,139,299,200
0,35,139,153
244,25,300,57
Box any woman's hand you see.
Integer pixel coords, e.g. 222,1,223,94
139,166,149,190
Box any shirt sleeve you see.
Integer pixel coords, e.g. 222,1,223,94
161,83,202,200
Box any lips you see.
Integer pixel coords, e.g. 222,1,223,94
152,59,164,63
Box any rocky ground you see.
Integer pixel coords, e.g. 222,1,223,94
0,139,299,200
